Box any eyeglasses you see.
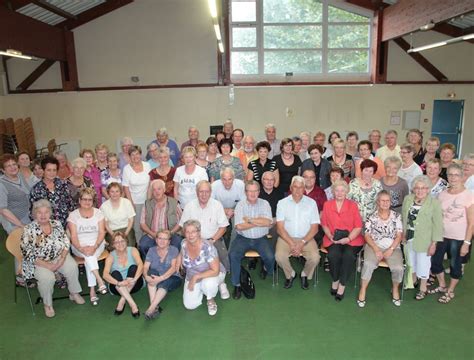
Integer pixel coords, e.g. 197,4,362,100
447,173,462,177
113,240,126,245
413,187,429,191
80,198,94,202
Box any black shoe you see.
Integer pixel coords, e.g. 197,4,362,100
301,275,309,290
131,309,140,318
114,307,125,316
260,267,268,280
233,286,242,300
284,275,296,289
335,293,345,302
330,288,337,296
248,259,257,270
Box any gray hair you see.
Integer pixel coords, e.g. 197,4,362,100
245,179,260,191
385,129,398,137
463,153,474,161
156,127,168,136
400,143,415,153
32,199,52,217
71,157,87,168
183,219,201,233
411,175,432,191
265,123,276,131
262,170,275,181
120,136,134,146
158,147,170,156
447,163,463,175
243,135,255,144
150,179,166,190
53,149,68,160
331,179,349,194
147,142,159,151
220,167,235,178
196,180,211,193
384,156,402,169
299,131,311,140
290,175,305,187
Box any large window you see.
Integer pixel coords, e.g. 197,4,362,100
230,0,372,81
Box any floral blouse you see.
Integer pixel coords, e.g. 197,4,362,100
180,239,224,281
67,176,96,207
209,157,245,181
29,178,75,229
20,220,69,279
348,178,383,222
364,210,403,249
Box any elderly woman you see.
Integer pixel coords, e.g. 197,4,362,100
95,143,109,172
321,180,364,301
368,129,382,154
406,129,424,166
439,143,456,181
100,182,136,247
179,219,227,316
247,141,280,187
143,229,182,320
300,144,331,190
380,156,409,214
355,140,385,179
195,143,210,169
426,158,448,198
67,157,95,206
428,164,474,303
273,137,302,194
30,156,75,229
54,150,72,180
21,200,84,317
298,132,311,161
462,153,474,192
357,191,404,307
80,148,102,207
401,175,443,300
209,138,245,182
122,145,151,241
420,137,440,173
206,137,221,162
348,159,383,223
103,231,143,317
345,131,359,158
68,187,108,305
398,143,423,189
324,167,344,201
328,139,355,182
118,136,134,170
31,158,44,179
101,152,122,200
149,147,176,198
314,132,332,158
150,127,180,166
173,146,208,209
17,152,37,185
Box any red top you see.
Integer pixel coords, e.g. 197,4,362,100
321,199,364,248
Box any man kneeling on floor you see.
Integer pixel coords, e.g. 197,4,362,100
229,180,275,299
275,176,321,289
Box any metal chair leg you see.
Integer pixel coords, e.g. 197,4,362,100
24,283,36,316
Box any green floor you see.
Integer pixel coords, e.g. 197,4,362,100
1,235,473,360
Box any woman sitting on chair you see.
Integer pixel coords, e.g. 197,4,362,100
21,199,84,318
143,229,182,320
68,187,108,305
357,190,404,308
102,231,143,317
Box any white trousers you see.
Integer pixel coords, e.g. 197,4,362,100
183,272,226,310
71,243,105,287
406,240,431,280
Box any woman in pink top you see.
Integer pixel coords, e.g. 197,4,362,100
429,163,474,303
80,148,103,207
321,179,364,301
355,140,385,180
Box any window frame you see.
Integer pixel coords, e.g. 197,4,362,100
229,0,373,83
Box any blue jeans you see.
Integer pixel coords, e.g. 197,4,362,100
431,238,463,280
229,234,275,286
139,233,183,259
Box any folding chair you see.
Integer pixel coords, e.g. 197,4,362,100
244,250,276,286
5,228,36,315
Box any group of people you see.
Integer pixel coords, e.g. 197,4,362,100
1,121,473,319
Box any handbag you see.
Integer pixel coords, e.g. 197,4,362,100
240,265,256,299
333,229,350,241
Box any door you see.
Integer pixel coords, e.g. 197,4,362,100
432,100,464,154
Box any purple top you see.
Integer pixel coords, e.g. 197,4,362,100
180,239,224,281
84,165,102,206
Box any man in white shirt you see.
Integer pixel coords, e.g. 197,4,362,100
276,176,320,290
376,129,401,162
265,123,281,159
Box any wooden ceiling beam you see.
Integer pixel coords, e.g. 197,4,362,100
382,0,474,42
370,9,388,83
56,0,134,30
32,0,77,20
0,6,66,60
345,0,387,11
16,59,55,90
393,37,448,82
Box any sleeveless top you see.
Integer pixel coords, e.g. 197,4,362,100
111,247,136,280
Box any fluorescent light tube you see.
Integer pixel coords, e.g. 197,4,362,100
214,24,222,41
208,0,217,18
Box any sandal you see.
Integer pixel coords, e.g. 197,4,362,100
427,286,447,295
98,285,108,295
90,296,99,306
415,290,427,300
427,275,436,286
356,299,366,308
438,292,455,304
392,298,401,307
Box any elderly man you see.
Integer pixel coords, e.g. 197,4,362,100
211,168,246,247
148,127,180,166
231,128,244,155
275,176,321,289
299,132,311,161
181,126,201,150
313,131,332,158
138,179,182,258
375,129,401,162
236,135,258,172
180,180,230,272
223,120,234,139
229,180,275,299
264,123,281,159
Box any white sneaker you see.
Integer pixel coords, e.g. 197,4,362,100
219,283,230,300
207,301,218,316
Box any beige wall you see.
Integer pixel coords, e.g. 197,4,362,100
0,83,472,156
